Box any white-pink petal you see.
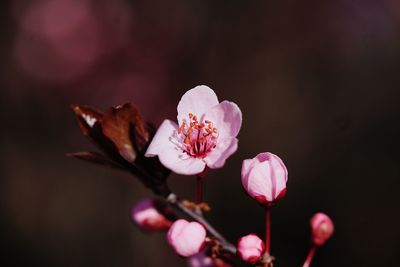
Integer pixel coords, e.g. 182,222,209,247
241,157,259,191
158,152,206,175
204,137,238,169
145,119,178,157
248,161,274,200
145,119,206,175
204,100,242,139
177,85,219,124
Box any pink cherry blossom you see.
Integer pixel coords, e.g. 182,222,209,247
131,199,172,232
310,212,334,246
167,219,206,257
237,234,265,263
145,85,242,175
241,152,288,205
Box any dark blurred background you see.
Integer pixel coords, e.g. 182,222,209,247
1,0,399,266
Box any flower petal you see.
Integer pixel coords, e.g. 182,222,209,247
145,119,206,175
241,153,274,198
167,219,188,245
145,119,178,157
177,85,219,124
269,153,288,198
204,100,242,139
178,222,206,256
241,158,258,192
247,161,273,201
204,137,238,169
158,151,206,175
168,220,206,257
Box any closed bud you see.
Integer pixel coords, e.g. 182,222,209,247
131,199,172,232
310,212,334,246
167,219,206,257
237,234,265,263
241,152,288,205
188,250,231,267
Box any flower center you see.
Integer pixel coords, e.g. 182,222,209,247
177,113,218,158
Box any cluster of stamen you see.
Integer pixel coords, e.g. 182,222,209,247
177,113,218,158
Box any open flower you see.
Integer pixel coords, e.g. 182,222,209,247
241,152,288,205
145,85,242,175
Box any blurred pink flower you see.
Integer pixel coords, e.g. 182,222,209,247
167,219,206,257
14,0,103,83
146,85,242,175
237,234,265,263
310,212,334,246
241,152,288,205
188,250,231,267
131,199,172,232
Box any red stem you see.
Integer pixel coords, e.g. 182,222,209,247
302,245,317,267
196,176,204,204
265,207,271,255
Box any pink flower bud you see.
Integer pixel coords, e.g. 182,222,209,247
237,234,265,263
131,199,172,232
188,251,231,267
310,212,334,246
167,219,206,257
241,152,288,205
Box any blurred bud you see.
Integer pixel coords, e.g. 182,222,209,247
167,219,206,257
69,103,170,195
131,199,173,232
241,152,288,206
237,234,265,263
310,212,334,246
188,250,231,267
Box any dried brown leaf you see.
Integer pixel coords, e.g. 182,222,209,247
101,104,137,163
70,104,103,136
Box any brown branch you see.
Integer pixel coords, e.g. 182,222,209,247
165,193,237,255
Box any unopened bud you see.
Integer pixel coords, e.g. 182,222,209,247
131,199,172,232
237,234,265,263
310,212,334,246
241,152,288,206
167,219,206,257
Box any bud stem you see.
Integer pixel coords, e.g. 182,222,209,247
265,207,271,255
302,245,317,267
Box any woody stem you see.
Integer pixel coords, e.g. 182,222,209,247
265,207,271,255
166,193,236,255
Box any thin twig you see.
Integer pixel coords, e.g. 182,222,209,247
166,193,237,255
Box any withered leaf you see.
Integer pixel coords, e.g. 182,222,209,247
70,104,103,136
71,104,123,163
66,151,124,169
101,104,138,163
130,108,150,152
70,103,171,196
